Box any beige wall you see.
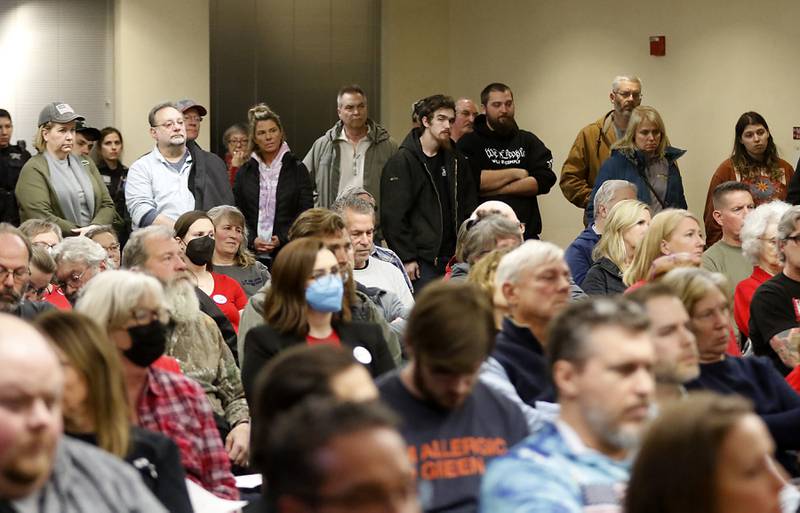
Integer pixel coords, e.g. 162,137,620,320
382,0,800,247
114,0,210,160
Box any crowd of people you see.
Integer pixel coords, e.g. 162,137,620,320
2,74,800,513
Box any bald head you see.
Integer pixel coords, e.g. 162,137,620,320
0,314,63,499
473,200,519,222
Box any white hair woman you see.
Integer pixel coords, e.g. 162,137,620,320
734,201,791,339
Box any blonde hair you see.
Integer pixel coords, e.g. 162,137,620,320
593,200,651,270
624,209,701,286
247,103,283,158
660,267,731,316
207,205,256,268
612,106,668,159
34,122,54,153
468,247,512,304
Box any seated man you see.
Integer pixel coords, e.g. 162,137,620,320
702,180,754,297
0,314,167,512
379,281,529,513
481,297,654,512
254,398,419,513
449,212,522,280
565,179,636,285
336,195,415,310
122,226,250,468
0,224,53,318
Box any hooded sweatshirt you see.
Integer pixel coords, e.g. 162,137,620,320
457,114,556,238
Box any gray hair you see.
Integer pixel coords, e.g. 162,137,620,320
495,239,564,289
777,205,800,264
122,225,174,269
332,195,375,219
461,214,522,265
741,201,790,266
84,225,118,242
75,270,165,330
334,186,375,206
19,219,63,241
612,75,643,91
52,237,106,267
594,180,637,219
148,101,178,127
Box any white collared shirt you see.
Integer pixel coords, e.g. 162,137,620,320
126,146,195,228
336,127,372,196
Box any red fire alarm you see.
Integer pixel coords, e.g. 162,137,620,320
650,36,666,56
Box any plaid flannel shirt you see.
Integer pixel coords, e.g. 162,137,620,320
136,367,239,500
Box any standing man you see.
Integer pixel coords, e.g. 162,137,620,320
458,83,556,240
451,97,478,142
480,297,654,512
381,94,479,291
126,102,196,230
74,121,101,157
378,281,529,513
176,99,235,214
702,181,755,296
304,85,397,209
0,109,31,225
559,75,643,211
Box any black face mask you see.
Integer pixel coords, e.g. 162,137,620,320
123,320,167,368
185,235,215,266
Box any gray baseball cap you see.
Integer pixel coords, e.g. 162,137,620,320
38,102,84,126
175,98,207,116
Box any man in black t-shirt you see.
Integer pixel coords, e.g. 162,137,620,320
378,282,529,513
381,95,479,293
750,206,800,375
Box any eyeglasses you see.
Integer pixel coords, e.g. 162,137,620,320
784,235,800,244
759,236,778,245
102,242,121,252
183,114,203,123
130,307,170,326
0,265,30,283
55,269,89,289
614,90,642,100
152,119,185,130
228,137,247,146
32,241,57,252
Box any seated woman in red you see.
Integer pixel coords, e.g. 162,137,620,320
174,211,247,332
735,201,790,341
240,237,394,401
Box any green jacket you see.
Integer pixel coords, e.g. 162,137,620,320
15,153,116,233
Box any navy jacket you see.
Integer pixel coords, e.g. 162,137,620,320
565,226,600,286
586,146,687,225
492,317,555,405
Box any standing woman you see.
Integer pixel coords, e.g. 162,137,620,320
705,112,794,247
586,105,686,224
234,104,313,262
16,102,116,236
93,126,131,242
222,124,248,186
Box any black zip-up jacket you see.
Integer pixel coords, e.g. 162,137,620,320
380,129,478,264
457,114,556,238
233,151,314,250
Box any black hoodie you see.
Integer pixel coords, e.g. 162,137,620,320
380,128,478,264
457,114,556,238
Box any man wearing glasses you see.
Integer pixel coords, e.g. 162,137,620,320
559,75,643,214
750,205,800,376
0,223,53,319
176,99,234,213
126,102,196,230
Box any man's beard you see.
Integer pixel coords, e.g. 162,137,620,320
0,285,22,313
164,278,201,324
437,132,452,150
487,114,517,136
583,403,646,451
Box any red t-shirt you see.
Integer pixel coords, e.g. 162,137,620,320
43,286,72,310
210,272,247,333
306,329,341,347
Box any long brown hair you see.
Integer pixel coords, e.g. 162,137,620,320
626,392,754,513
730,111,781,181
34,310,131,458
263,238,350,336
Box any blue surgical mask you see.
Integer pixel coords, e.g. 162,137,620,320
305,274,343,313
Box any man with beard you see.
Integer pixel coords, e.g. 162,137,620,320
121,225,251,468
378,281,529,513
52,236,107,305
457,83,556,240
0,224,53,319
559,76,643,212
381,94,479,291
0,314,167,512
0,109,31,225
451,98,478,143
126,102,197,230
480,297,655,512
